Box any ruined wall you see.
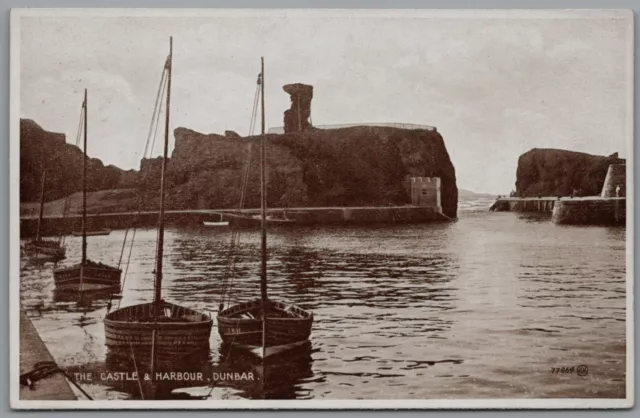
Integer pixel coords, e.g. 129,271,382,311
283,83,313,133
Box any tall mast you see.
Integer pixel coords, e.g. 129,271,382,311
35,170,46,242
260,57,268,357
82,89,87,264
154,36,172,317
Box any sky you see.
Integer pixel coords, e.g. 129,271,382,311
18,10,633,194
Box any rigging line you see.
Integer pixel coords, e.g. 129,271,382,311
249,82,260,136
146,70,167,294
117,227,130,269
116,68,166,270
116,226,138,310
238,145,253,216
149,71,168,158
225,88,260,303
220,80,260,307
112,68,168,310
144,67,168,157
224,232,243,307
220,227,242,305
114,69,166,271
60,105,86,247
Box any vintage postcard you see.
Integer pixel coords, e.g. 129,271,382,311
10,8,634,409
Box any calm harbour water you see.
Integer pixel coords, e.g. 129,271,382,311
20,200,627,400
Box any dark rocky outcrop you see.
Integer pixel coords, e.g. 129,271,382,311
136,125,458,218
20,119,139,202
22,80,459,219
283,83,313,133
515,148,625,197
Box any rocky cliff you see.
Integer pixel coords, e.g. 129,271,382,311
138,125,458,218
20,119,138,202
515,148,625,197
22,80,458,218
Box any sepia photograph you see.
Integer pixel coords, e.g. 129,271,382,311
10,8,634,409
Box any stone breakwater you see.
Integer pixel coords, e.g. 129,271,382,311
492,158,627,226
20,206,451,238
551,198,626,226
489,197,557,214
489,196,626,226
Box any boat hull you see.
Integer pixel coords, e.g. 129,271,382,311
23,239,66,261
217,299,313,357
203,221,229,227
71,229,111,237
227,214,293,228
53,260,122,293
104,301,213,352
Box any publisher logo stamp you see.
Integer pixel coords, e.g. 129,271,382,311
576,365,589,377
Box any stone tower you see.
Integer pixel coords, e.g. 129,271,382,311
410,177,442,212
283,83,313,133
601,163,626,198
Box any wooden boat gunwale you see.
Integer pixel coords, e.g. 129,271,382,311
105,301,212,328
53,260,122,274
218,299,313,324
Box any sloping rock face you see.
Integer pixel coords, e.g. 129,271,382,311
139,125,458,218
20,119,138,202
515,148,625,197
283,83,313,133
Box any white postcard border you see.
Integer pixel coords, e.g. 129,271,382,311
9,7,635,410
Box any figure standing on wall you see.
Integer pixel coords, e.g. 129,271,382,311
616,185,621,198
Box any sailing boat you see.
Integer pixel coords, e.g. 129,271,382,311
217,58,313,359
104,38,212,354
52,90,122,293
23,171,66,261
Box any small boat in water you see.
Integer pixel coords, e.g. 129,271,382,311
54,259,121,293
203,220,229,227
218,300,313,358
104,38,212,361
105,301,212,351
23,171,66,262
227,213,293,228
217,58,313,359
23,239,66,262
53,90,122,294
71,228,111,236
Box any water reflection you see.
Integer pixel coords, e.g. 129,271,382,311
19,212,627,400
215,342,315,399
104,346,213,400
53,289,121,313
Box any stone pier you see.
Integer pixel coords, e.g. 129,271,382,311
20,308,76,400
491,163,627,226
489,197,557,214
551,197,626,226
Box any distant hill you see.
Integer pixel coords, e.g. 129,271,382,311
458,188,496,199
